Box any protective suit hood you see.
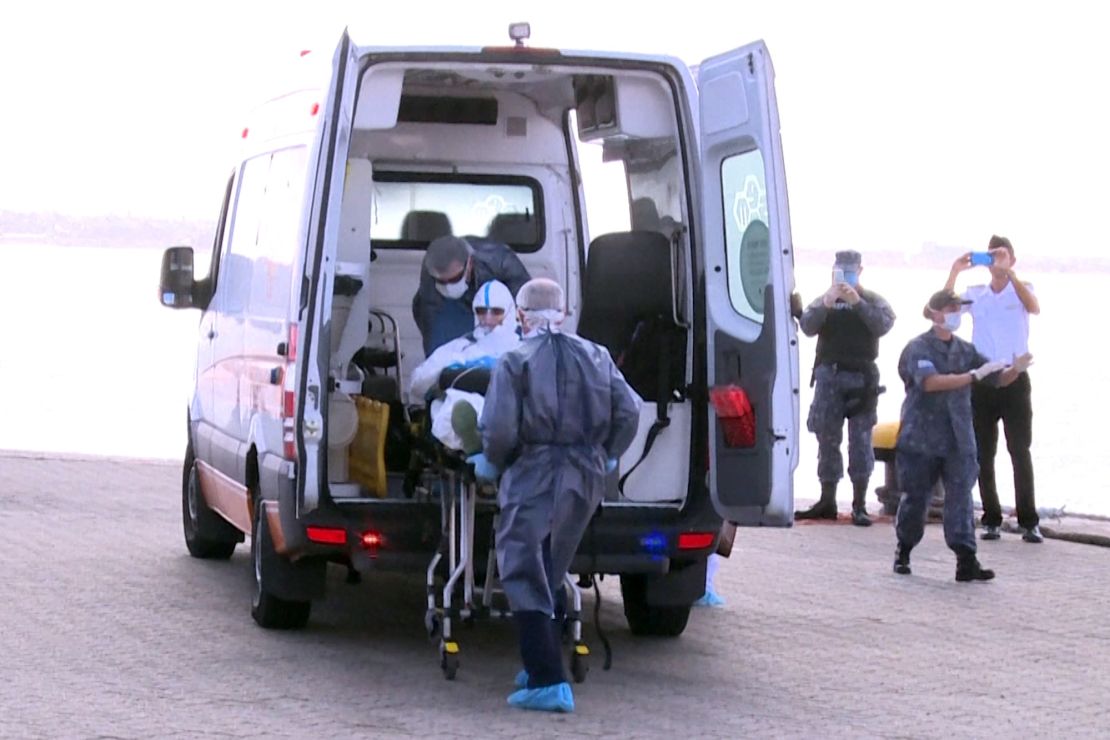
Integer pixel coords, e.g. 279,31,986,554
472,280,519,340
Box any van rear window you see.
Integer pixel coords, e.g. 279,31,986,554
398,95,498,125
371,172,544,253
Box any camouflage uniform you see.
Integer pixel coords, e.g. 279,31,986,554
894,330,990,555
801,289,896,489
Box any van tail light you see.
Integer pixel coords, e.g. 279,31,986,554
306,526,347,545
281,323,300,459
709,385,756,448
286,324,298,362
677,532,716,550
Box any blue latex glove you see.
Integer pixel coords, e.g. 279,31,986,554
463,355,497,371
467,453,500,483
605,458,618,474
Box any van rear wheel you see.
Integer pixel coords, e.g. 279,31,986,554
250,501,311,630
182,446,238,560
619,574,692,637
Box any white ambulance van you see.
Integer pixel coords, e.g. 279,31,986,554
159,25,800,636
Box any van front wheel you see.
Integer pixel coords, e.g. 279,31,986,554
619,574,692,637
182,446,238,560
251,502,311,630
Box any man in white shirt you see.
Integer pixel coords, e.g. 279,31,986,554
944,235,1041,542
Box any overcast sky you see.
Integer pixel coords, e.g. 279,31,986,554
2,0,1107,257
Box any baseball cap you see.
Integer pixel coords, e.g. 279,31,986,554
922,289,972,319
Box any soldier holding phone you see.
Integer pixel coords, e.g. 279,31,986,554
796,250,897,526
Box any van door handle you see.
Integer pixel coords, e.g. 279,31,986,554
207,329,217,340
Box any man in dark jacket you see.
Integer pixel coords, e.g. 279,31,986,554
413,235,531,355
796,250,896,526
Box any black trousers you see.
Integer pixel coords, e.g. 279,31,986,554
972,372,1037,529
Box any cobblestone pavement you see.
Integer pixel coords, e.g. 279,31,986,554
2,453,1108,739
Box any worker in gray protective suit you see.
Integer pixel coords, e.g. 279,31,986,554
796,250,896,526
472,277,642,713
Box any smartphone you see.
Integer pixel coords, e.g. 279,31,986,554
832,268,845,284
970,251,994,267
842,270,859,287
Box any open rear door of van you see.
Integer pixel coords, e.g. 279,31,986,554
698,41,799,526
297,31,360,514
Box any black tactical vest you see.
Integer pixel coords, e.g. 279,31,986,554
815,300,879,368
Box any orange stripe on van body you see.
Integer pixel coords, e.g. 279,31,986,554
195,460,252,534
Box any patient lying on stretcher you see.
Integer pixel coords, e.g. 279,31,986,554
408,280,521,453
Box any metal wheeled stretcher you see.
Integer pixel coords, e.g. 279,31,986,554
421,450,591,683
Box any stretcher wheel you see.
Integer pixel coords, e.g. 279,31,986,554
440,642,460,680
570,644,589,683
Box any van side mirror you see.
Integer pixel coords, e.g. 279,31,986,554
159,246,197,309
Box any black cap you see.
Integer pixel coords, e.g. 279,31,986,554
922,289,972,319
834,250,862,269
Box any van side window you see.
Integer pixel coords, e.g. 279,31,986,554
721,150,771,323
222,147,309,317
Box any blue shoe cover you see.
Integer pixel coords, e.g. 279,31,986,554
514,669,529,689
507,682,575,713
693,589,726,608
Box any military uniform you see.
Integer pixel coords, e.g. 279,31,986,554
894,330,990,558
798,274,896,523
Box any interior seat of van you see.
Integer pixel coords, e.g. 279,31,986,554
486,212,537,247
401,210,453,241
578,229,685,396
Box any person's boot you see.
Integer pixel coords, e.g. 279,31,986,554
893,543,912,575
450,400,482,455
795,482,839,520
851,480,872,527
955,555,996,582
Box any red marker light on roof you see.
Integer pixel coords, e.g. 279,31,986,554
310,102,319,116
300,50,312,57
241,128,249,139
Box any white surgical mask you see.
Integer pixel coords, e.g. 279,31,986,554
942,312,962,332
435,277,468,300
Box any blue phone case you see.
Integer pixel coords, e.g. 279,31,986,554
970,252,993,266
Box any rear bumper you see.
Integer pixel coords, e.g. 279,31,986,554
279,498,723,576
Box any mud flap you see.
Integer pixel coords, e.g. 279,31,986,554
645,558,708,607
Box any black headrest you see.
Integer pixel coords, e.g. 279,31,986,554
577,230,674,352
401,210,453,242
486,212,536,245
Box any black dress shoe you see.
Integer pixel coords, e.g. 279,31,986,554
981,525,1001,540
795,501,838,521
1022,525,1044,543
955,558,996,582
851,507,872,527
893,544,911,575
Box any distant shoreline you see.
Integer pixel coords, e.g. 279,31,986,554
2,211,1106,273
